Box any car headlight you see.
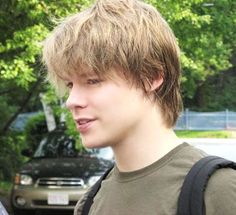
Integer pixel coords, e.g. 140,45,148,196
15,174,33,185
88,176,101,187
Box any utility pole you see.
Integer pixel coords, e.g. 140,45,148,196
40,93,56,132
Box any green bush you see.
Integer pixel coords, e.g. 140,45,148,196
0,132,25,181
0,181,12,194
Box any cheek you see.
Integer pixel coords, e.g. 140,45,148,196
106,93,144,124
89,83,146,119
89,85,123,108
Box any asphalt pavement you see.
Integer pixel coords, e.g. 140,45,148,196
182,138,236,161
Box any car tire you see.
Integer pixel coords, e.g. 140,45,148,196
13,208,36,215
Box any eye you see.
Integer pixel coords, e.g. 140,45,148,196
87,79,102,85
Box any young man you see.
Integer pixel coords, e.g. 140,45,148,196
42,0,236,214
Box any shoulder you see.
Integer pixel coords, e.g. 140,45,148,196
205,166,236,215
171,143,207,170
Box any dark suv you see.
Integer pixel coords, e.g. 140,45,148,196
11,129,113,215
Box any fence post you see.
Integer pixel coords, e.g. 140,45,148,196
225,109,229,129
185,108,189,130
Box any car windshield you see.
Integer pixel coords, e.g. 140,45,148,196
34,134,78,158
33,132,113,160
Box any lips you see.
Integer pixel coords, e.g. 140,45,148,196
77,119,92,125
75,118,96,133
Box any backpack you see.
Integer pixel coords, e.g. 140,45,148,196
81,156,236,215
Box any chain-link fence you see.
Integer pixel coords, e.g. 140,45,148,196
175,109,236,130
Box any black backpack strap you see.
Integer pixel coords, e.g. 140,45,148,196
81,164,114,215
177,156,236,215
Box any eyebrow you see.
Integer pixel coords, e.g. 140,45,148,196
78,70,100,78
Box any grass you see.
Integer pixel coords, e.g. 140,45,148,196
175,130,235,138
0,181,12,195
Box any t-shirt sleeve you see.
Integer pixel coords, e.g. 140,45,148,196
205,168,236,215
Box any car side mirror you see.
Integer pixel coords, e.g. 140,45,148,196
21,148,33,157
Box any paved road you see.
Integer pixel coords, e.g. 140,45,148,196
182,138,236,161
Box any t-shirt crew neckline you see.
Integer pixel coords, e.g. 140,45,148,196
113,142,189,182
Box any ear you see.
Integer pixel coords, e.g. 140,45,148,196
148,75,163,92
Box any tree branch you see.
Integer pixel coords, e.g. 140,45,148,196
0,76,43,136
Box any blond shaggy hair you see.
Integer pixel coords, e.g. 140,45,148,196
42,0,182,128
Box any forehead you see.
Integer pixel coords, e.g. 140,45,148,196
58,66,98,81
58,65,128,82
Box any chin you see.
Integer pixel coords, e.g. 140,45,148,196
82,139,111,149
82,143,97,149
81,138,109,149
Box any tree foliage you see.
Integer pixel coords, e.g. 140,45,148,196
0,0,91,135
0,0,90,180
148,0,236,98
192,66,236,111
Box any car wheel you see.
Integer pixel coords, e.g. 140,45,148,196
13,208,36,215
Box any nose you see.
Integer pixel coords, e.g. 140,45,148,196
65,86,87,111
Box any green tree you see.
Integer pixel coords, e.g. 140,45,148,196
0,0,92,134
148,0,236,99
0,0,91,180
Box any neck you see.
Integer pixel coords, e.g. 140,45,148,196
111,108,182,172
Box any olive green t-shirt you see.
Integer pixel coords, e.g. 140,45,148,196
74,143,236,215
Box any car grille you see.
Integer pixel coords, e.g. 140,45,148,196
37,178,84,187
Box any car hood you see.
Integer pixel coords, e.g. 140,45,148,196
19,156,112,181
